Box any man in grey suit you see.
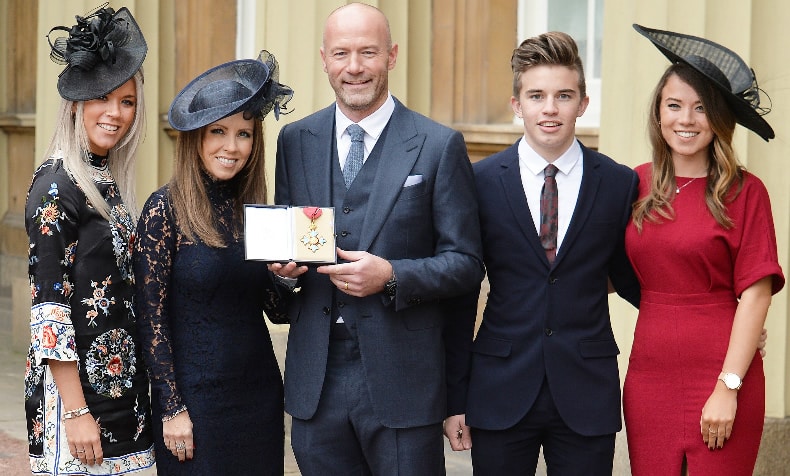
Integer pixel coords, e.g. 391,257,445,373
268,3,484,475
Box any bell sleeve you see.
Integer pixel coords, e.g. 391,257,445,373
26,167,81,365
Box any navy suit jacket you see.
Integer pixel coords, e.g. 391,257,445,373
274,98,484,428
463,140,640,436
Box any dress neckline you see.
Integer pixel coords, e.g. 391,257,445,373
84,151,109,168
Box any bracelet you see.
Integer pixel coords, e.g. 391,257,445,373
162,405,188,422
62,406,90,420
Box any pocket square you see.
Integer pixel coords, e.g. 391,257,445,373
403,174,423,187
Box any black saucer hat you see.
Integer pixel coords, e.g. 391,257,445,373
48,4,147,101
633,23,774,142
168,50,294,131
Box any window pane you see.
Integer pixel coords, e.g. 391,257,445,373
546,0,604,78
547,0,589,73
517,0,604,127
594,0,603,78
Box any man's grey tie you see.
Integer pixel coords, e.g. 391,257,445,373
343,124,365,188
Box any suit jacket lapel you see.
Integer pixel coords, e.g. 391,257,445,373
358,100,424,250
555,142,602,266
300,106,335,206
497,144,548,264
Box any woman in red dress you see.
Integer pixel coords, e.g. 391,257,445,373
623,25,785,475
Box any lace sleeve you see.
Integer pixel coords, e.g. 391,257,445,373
26,165,81,365
133,187,185,419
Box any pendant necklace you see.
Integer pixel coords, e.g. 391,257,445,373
675,177,698,194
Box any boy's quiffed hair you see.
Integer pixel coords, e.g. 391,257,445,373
511,31,586,98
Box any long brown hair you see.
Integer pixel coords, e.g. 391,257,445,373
168,118,267,247
632,63,743,231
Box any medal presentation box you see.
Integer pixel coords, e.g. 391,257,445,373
244,205,337,264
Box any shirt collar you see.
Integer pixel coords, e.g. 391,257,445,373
335,93,395,140
518,138,582,177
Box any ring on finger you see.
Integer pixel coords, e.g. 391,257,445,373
76,449,86,453
176,442,186,450
709,428,717,434
344,281,349,290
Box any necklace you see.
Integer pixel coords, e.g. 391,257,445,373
675,177,698,194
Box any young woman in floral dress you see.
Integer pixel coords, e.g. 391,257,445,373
24,6,155,475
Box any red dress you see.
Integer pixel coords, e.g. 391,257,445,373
623,164,784,475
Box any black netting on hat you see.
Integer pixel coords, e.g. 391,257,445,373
641,29,752,94
634,24,774,141
168,50,294,131
249,50,294,121
49,5,130,69
48,4,147,101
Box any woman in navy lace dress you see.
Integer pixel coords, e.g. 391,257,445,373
133,51,293,475
24,6,155,474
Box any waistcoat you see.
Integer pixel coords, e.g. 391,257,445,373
329,124,391,328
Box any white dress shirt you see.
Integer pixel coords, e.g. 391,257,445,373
517,138,583,253
335,94,396,171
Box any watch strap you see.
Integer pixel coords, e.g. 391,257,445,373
384,271,397,297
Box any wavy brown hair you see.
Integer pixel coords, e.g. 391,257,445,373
168,118,267,247
632,63,743,232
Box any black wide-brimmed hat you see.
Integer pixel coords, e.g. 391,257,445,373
48,4,147,101
633,23,774,142
168,50,294,131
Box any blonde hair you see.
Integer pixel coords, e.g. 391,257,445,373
43,69,146,221
168,118,267,247
632,63,742,231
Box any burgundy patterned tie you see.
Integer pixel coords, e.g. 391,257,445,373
540,164,558,263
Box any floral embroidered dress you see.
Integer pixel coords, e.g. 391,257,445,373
133,175,287,475
25,154,155,475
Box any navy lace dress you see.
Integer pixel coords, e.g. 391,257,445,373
133,176,287,475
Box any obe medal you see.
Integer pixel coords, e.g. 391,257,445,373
301,207,327,253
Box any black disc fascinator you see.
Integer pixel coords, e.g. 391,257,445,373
633,24,774,141
48,3,148,101
168,50,294,132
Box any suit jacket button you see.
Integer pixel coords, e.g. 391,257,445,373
341,231,349,237
343,207,351,214
549,277,558,284
338,301,345,308
322,307,331,315
545,328,553,336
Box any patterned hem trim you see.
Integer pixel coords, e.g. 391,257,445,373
30,444,155,475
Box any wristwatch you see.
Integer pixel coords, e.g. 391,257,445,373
383,271,397,297
718,372,743,390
